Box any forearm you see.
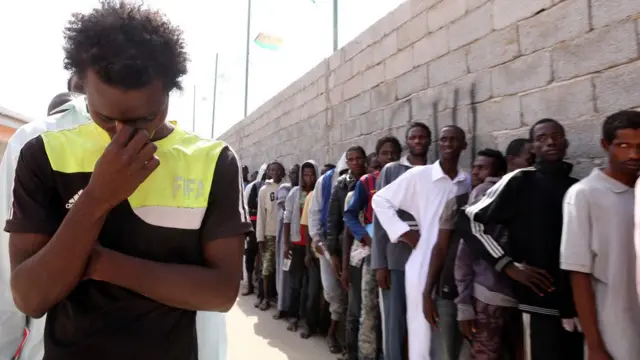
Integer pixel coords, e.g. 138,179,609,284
342,231,353,270
98,249,239,312
570,272,606,350
11,192,108,317
283,223,291,247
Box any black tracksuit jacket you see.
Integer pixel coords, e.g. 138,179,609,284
455,161,579,317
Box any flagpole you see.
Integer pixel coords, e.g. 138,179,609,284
243,0,252,119
192,85,197,132
333,0,338,51
211,53,219,139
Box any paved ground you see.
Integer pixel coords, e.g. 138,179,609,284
227,295,334,360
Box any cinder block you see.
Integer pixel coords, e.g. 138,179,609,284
518,0,589,55
372,33,399,65
520,77,595,125
361,109,386,135
363,63,385,91
385,46,414,81
491,50,552,97
411,88,440,121
384,100,412,129
342,116,362,141
564,116,607,159
348,91,372,117
397,10,429,50
595,61,640,115
428,47,468,86
468,25,520,72
413,28,449,67
371,81,398,109
466,0,490,11
428,0,467,32
475,96,522,133
591,0,640,29
439,70,493,108
343,73,364,100
493,0,552,30
396,64,428,99
352,46,374,76
552,21,638,82
448,2,493,50
410,0,440,15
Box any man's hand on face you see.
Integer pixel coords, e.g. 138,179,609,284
85,123,160,212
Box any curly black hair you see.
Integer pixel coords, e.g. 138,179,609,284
63,0,188,92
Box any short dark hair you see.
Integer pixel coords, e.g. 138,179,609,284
405,122,432,140
63,0,188,92
441,125,466,141
602,110,640,143
323,163,336,170
505,138,530,157
477,148,507,176
529,118,564,140
346,145,367,158
47,92,80,116
269,161,285,173
376,136,402,155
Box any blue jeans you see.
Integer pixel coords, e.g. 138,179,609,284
380,270,406,360
431,298,464,360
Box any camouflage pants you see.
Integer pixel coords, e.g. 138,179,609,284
261,236,277,276
359,257,382,360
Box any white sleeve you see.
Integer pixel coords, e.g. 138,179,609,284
371,167,420,243
560,185,593,273
255,187,266,242
283,188,297,224
308,176,324,242
0,137,28,357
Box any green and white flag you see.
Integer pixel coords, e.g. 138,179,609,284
254,32,283,50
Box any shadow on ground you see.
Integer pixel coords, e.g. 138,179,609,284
232,294,332,360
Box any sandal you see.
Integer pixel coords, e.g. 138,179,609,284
300,327,314,339
254,299,263,308
286,322,298,332
272,311,287,320
241,287,254,296
259,301,271,311
327,335,342,354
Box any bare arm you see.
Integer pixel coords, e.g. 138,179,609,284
570,272,607,351
8,126,158,318
88,235,244,312
9,194,107,318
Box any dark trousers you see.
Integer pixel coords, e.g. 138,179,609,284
381,269,407,360
346,264,363,360
245,222,258,280
287,245,308,319
524,313,584,360
304,256,325,332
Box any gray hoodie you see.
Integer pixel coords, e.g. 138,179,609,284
284,160,320,243
308,153,348,244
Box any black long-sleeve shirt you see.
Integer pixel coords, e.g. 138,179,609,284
455,161,579,317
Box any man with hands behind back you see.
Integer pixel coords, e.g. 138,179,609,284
5,1,251,359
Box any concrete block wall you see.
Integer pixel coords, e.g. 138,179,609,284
219,0,640,177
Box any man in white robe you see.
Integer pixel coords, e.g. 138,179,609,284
372,126,471,359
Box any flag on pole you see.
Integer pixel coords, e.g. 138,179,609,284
254,32,283,50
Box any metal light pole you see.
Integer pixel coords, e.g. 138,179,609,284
333,0,338,51
243,0,252,119
192,85,197,132
211,53,219,139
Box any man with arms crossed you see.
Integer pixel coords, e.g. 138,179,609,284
4,1,250,359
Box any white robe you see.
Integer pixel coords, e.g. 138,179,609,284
372,162,470,359
0,97,227,360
